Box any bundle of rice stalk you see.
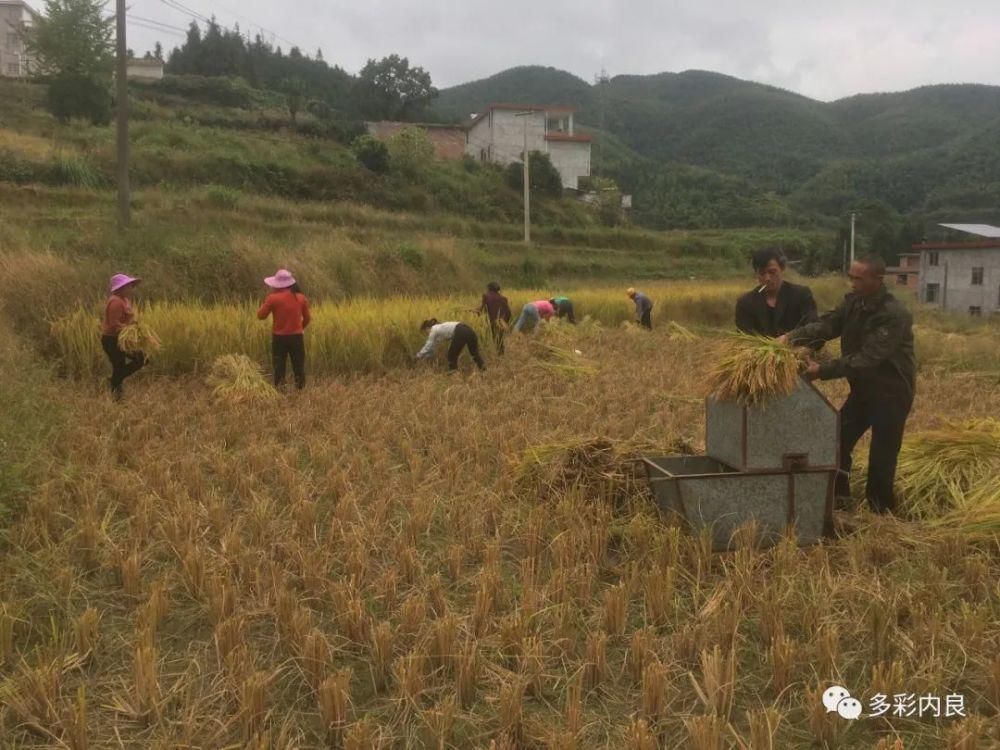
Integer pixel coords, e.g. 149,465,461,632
707,333,809,406
206,354,278,404
536,345,596,379
893,419,1000,519
118,322,162,354
926,483,1000,538
667,321,697,341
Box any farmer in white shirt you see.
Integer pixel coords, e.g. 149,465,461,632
415,319,486,371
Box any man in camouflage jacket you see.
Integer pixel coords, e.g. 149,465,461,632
782,256,916,514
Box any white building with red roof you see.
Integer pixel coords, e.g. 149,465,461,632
465,103,592,190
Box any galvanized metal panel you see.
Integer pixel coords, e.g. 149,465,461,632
705,397,743,470
793,472,832,543
938,223,1000,238
677,473,790,550
745,380,838,469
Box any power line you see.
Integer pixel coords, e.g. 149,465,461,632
155,0,300,50
131,14,187,32
130,20,185,38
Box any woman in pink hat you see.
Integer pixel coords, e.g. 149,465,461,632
257,269,311,389
101,273,147,400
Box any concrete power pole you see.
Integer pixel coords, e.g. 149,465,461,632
515,111,532,244
849,212,856,266
115,0,130,228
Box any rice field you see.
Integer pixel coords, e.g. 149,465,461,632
45,279,1000,379
2,292,999,749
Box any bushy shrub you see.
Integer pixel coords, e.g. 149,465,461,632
47,152,103,188
204,185,242,209
0,150,35,183
154,75,276,109
352,135,389,173
386,127,434,177
46,74,112,125
504,150,563,199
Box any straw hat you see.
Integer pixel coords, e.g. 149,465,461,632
109,273,141,293
264,269,296,288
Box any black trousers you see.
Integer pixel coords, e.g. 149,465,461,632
447,324,485,371
640,310,652,329
101,334,146,398
835,386,913,513
489,320,506,354
558,301,576,324
272,334,306,389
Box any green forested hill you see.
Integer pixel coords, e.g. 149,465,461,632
432,66,1000,236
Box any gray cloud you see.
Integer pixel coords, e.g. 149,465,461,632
127,0,1000,100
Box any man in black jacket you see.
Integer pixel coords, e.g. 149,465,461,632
781,256,916,514
735,248,818,337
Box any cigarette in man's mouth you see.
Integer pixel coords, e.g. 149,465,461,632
757,284,767,293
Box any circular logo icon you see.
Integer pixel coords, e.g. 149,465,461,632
822,685,851,713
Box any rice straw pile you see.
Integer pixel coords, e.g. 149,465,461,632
708,333,809,406
117,322,162,354
666,321,697,341
893,419,1000,519
205,354,279,404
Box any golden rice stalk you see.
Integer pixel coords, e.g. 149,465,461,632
683,714,723,750
747,707,783,750
892,419,1000,519
205,354,279,405
1,605,17,667
117,322,161,354
627,717,657,750
318,668,351,743
667,321,697,341
707,333,809,406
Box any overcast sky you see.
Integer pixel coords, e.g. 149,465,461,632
128,0,1000,101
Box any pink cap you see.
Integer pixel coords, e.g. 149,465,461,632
109,273,141,293
264,269,296,289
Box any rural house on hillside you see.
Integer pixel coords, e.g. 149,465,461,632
0,0,38,78
887,252,920,293
365,121,468,160
126,57,164,81
465,103,592,190
915,223,1000,316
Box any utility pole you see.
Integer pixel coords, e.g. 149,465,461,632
515,111,532,244
115,0,130,228
849,211,856,266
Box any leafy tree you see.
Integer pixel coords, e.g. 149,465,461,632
282,77,306,124
504,151,563,199
154,42,163,60
352,135,390,173
21,0,114,78
386,127,434,176
21,0,114,123
46,73,112,124
355,55,437,121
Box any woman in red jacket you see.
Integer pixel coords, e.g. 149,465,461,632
257,269,311,389
101,273,147,400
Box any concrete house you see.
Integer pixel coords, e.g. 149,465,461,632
914,223,1000,316
126,58,164,81
465,103,592,190
887,252,920,293
365,121,468,160
0,0,38,78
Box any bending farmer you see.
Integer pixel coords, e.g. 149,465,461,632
550,296,576,324
627,288,653,329
416,319,485,371
513,299,555,333
478,281,512,353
